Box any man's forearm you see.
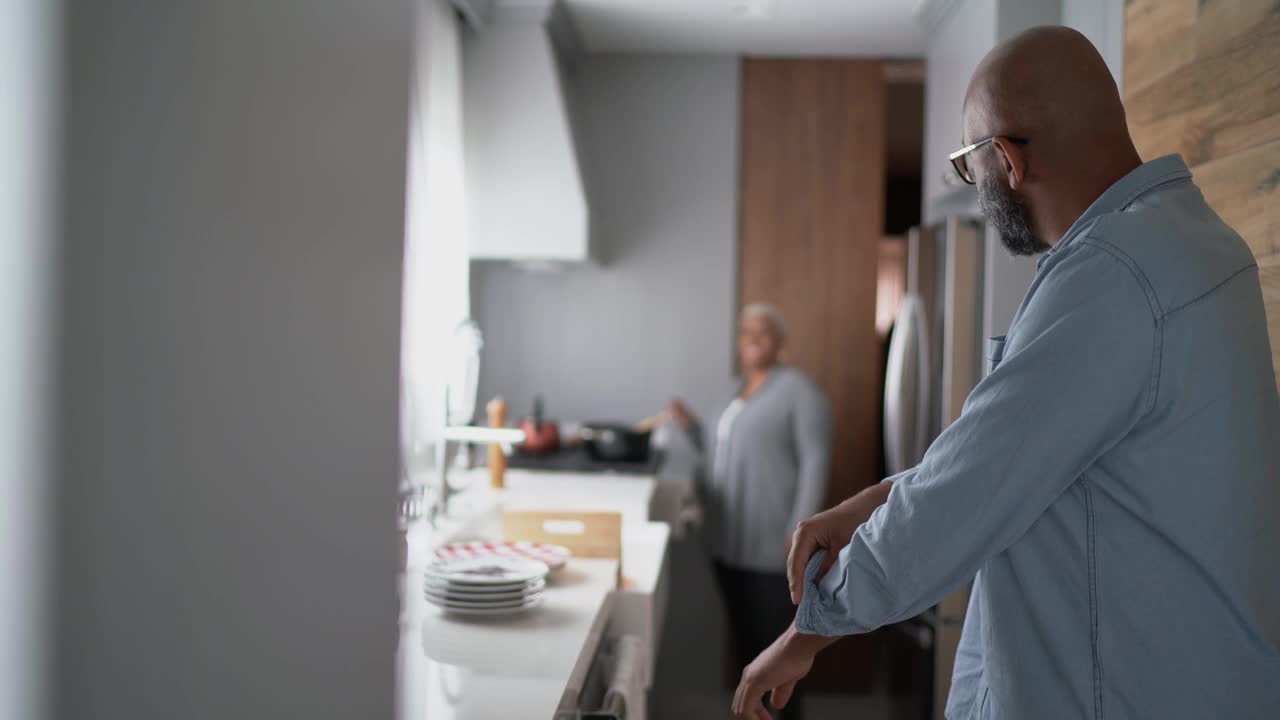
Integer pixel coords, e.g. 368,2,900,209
839,478,894,527
787,482,894,635
781,620,840,657
787,475,898,605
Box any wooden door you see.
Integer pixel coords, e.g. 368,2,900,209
738,58,886,509
1125,0,1280,383
738,58,886,695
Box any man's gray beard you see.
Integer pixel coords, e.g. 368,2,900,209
979,175,1050,256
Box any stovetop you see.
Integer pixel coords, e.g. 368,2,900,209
506,445,663,475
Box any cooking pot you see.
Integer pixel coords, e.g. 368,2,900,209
581,421,651,463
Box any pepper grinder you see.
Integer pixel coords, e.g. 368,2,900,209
486,396,508,489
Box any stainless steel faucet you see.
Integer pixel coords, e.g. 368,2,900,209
430,401,525,525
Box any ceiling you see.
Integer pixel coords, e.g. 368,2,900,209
563,0,926,57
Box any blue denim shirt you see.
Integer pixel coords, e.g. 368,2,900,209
796,156,1280,719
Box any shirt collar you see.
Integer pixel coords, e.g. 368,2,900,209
1039,154,1192,266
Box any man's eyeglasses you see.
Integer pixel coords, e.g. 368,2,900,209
948,136,1029,185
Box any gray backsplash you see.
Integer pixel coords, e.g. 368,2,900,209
472,55,742,429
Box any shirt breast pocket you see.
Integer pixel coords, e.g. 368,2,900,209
986,336,1007,374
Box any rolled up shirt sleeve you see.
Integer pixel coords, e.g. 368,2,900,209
797,242,1158,636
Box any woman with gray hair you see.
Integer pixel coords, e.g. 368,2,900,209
668,303,831,720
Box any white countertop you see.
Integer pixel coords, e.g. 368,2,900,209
396,468,674,720
398,557,619,720
500,469,658,527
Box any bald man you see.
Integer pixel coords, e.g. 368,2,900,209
732,26,1280,720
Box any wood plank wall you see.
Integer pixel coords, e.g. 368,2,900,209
738,55,887,697
1125,0,1280,385
738,59,885,510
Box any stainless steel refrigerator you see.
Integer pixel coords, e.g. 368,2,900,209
883,217,1036,719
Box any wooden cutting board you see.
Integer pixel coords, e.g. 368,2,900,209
502,509,623,587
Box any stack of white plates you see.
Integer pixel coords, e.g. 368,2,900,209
424,555,550,616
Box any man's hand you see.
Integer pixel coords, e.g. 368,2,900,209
786,481,894,604
731,623,828,720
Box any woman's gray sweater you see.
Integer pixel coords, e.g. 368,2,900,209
694,366,832,574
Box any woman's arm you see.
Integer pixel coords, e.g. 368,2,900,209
787,382,833,537
667,398,705,454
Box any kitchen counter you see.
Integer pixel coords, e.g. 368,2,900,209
396,468,674,720
398,556,620,720
500,469,658,527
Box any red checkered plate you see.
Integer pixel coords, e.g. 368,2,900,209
434,540,572,572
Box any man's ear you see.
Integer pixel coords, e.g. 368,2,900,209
992,136,1027,191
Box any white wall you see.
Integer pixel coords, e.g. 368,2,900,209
472,56,740,429
982,0,1124,344
1062,0,1125,91
923,0,1123,223
0,0,56,718
52,2,413,719
401,0,471,456
984,0,1064,340
923,0,998,223
925,0,1077,340
998,0,1064,41
982,227,1038,349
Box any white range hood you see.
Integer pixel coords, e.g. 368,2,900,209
457,0,592,262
